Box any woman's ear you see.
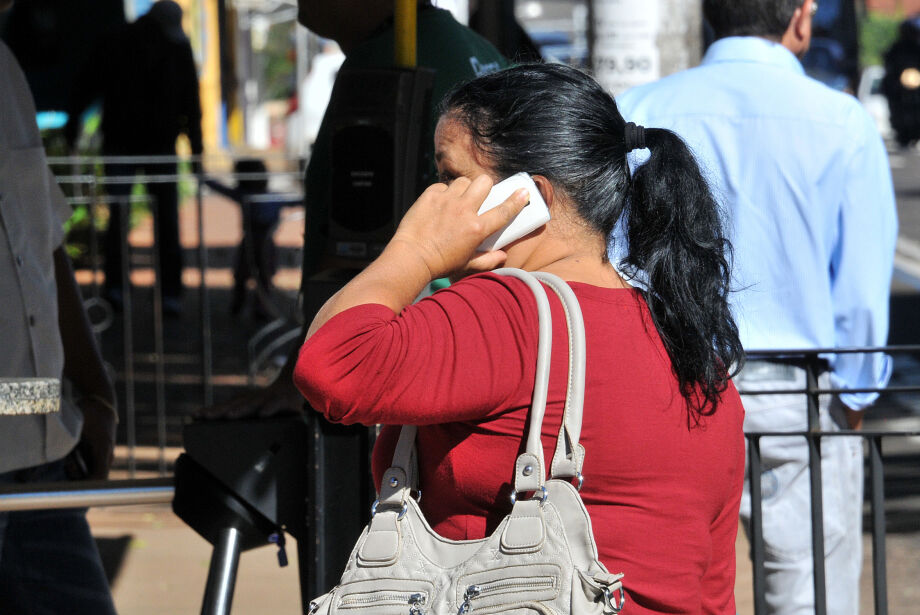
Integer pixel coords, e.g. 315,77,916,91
531,174,555,210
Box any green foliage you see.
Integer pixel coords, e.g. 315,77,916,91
64,205,90,260
43,115,158,268
263,21,296,101
177,159,197,200
861,12,902,68
38,126,103,263
46,107,205,268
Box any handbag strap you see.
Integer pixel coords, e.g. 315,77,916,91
493,268,556,494
381,269,586,506
532,272,586,481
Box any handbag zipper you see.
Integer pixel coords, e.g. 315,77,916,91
457,576,556,613
339,591,427,612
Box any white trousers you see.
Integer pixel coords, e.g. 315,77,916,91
736,362,864,615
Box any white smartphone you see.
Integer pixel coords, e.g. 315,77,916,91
476,172,551,251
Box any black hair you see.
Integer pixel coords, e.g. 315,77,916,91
234,158,269,195
440,63,743,418
703,0,801,40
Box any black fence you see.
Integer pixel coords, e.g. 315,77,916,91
742,346,920,615
48,154,305,473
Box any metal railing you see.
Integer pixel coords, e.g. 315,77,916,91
741,345,920,615
0,478,174,511
46,154,305,473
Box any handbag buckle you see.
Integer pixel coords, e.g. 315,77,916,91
370,499,409,520
603,582,626,614
509,485,548,506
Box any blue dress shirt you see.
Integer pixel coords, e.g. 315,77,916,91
613,37,898,410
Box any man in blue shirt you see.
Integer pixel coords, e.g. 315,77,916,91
614,1,897,613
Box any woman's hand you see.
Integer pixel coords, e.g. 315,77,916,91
391,175,529,280
448,251,513,284
303,176,528,339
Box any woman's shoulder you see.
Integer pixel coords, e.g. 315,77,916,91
418,274,539,336
433,273,647,330
432,272,537,308
448,273,641,301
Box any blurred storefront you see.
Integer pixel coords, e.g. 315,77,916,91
1,1,720,155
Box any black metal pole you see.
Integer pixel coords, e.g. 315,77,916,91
299,277,374,606
196,177,213,407
120,197,137,477
303,411,371,599
748,434,767,615
869,436,888,615
150,194,167,475
805,357,827,615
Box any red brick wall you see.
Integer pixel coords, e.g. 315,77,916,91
866,0,920,14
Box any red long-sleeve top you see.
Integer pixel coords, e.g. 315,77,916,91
295,273,745,614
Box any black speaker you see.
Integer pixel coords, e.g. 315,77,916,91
175,417,310,542
173,417,312,613
325,66,435,261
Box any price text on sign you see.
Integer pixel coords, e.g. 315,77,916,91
595,54,655,74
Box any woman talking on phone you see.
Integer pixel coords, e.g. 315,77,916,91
295,64,745,614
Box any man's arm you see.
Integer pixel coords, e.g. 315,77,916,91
830,107,899,425
54,246,117,479
179,44,204,159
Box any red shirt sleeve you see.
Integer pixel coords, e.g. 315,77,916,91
293,274,539,426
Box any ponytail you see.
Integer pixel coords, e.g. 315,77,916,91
622,128,744,418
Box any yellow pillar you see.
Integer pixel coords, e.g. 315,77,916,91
200,0,222,154
394,0,417,68
175,0,222,157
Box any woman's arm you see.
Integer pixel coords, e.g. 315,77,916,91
305,175,528,339
295,275,540,426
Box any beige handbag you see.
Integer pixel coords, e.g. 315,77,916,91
308,269,625,614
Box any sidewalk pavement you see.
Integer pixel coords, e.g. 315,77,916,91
93,447,758,614
89,499,754,614
92,497,917,615
90,503,302,614
93,446,302,615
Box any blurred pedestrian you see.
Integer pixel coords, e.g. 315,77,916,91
294,38,345,153
201,0,508,419
469,0,543,63
882,15,920,147
0,3,118,610
66,0,203,317
614,1,897,613
203,158,284,320
297,0,508,283
197,0,507,589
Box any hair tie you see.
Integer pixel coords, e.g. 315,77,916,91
624,122,647,152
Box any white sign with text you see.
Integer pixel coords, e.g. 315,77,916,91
592,0,661,96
